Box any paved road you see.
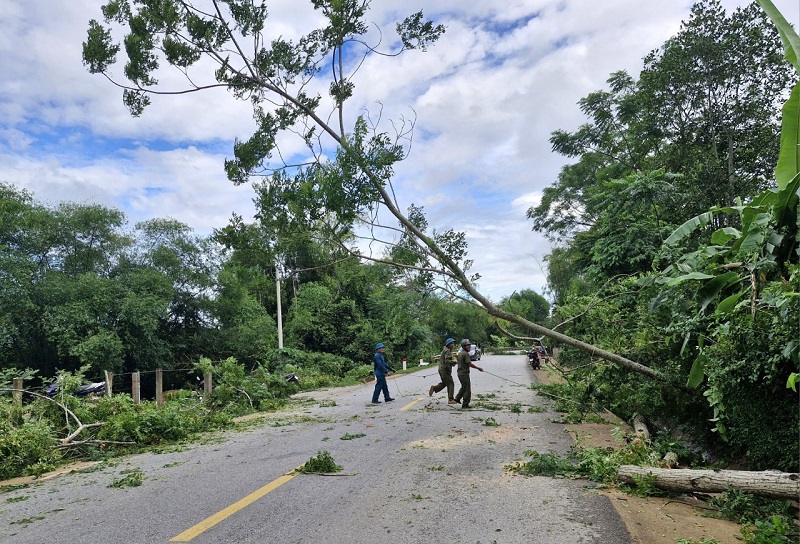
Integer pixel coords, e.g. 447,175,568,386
0,354,631,543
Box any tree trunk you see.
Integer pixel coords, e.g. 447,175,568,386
617,465,800,500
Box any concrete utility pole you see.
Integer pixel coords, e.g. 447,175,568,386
276,264,283,349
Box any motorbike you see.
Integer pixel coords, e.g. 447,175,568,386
527,350,540,370
45,381,106,397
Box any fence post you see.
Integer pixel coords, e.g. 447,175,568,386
12,378,23,407
203,371,212,401
155,369,163,407
104,370,113,398
132,371,141,404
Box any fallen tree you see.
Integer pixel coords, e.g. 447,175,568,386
617,465,800,500
82,0,680,388
0,388,133,448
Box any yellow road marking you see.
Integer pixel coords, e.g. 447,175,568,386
169,467,300,542
400,397,425,411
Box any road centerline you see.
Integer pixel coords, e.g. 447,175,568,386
169,466,301,542
400,397,425,411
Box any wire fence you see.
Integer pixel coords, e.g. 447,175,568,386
5,367,212,408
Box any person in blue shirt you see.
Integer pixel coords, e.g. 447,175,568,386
372,342,395,404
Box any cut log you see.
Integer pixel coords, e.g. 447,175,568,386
617,465,800,500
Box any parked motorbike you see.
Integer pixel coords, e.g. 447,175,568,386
45,381,106,397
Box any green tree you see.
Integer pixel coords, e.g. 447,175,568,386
639,0,791,217
529,0,791,257
131,218,219,362
52,203,130,276
82,0,678,383
214,263,278,367
498,289,550,339
529,70,650,241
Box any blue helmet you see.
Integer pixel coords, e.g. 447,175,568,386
445,338,455,346
375,342,385,350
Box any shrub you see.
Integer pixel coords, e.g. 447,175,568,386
344,364,374,383
97,402,229,444
0,419,62,480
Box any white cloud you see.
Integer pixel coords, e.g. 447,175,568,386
1,0,797,303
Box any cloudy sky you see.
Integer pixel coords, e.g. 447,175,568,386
1,0,798,302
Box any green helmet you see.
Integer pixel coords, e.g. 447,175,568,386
460,339,471,347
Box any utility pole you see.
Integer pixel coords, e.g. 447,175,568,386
276,263,283,349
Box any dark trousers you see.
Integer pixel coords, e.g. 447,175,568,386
372,376,391,402
454,372,471,407
431,369,455,399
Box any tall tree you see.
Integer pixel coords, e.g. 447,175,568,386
529,0,791,244
638,0,791,217
83,0,693,382
130,218,220,362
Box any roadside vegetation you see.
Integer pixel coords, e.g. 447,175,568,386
507,428,798,544
0,3,797,542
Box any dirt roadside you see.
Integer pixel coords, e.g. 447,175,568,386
534,365,743,544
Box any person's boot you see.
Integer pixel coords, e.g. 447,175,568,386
448,399,458,404
428,385,435,397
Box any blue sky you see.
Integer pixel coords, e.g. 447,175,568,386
1,0,798,302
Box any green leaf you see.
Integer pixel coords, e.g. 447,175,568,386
755,1,800,188
664,211,715,246
697,272,741,312
756,0,800,71
716,291,746,314
665,272,715,286
775,85,800,189
687,353,707,389
735,212,771,256
787,372,798,392
710,227,740,246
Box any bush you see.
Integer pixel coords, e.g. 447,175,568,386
344,364,374,383
97,401,230,444
264,348,359,378
0,418,62,480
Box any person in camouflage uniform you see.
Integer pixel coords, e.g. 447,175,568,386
454,339,484,409
429,338,458,404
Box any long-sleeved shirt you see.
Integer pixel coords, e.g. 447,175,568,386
438,347,454,372
373,351,392,377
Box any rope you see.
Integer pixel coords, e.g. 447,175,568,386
481,369,531,388
392,376,404,397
